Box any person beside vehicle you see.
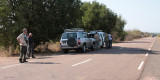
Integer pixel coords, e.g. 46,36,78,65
104,34,109,48
108,34,112,48
17,28,28,63
25,33,30,59
94,32,101,50
28,33,35,58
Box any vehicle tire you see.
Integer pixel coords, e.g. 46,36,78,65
63,50,69,54
91,43,96,50
81,44,86,53
101,42,104,48
105,41,109,49
67,37,77,47
101,44,104,48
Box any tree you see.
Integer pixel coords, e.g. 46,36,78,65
0,0,82,51
112,15,127,41
80,1,117,33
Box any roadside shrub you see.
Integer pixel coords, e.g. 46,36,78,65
125,30,143,41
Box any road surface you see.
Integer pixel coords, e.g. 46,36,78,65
140,37,160,80
0,37,158,80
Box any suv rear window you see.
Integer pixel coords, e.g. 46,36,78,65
62,33,77,39
88,34,95,38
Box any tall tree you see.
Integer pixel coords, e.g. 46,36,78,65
80,1,117,33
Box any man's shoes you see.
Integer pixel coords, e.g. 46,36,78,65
19,59,24,63
26,57,30,59
32,56,35,58
20,61,24,63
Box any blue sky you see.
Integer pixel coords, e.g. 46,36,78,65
82,0,160,33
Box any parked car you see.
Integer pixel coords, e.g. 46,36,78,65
88,30,108,48
60,28,96,53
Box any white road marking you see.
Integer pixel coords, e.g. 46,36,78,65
72,59,92,67
1,60,35,69
1,64,21,69
145,53,148,56
138,61,144,70
149,38,157,50
151,38,156,47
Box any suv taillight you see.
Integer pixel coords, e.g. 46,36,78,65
78,39,81,44
60,41,61,44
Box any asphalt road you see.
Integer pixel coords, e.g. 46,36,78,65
140,38,160,80
0,37,157,80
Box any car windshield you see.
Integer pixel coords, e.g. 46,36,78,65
62,33,77,39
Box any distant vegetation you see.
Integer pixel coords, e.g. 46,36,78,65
0,0,151,55
124,30,152,41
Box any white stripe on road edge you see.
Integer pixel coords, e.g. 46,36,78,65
150,38,157,48
145,53,148,56
1,64,21,69
72,59,92,67
149,38,157,50
138,61,144,70
1,61,35,69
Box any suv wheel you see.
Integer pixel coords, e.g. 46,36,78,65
91,43,95,50
81,44,86,53
105,41,109,49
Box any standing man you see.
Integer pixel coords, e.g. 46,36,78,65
104,34,109,48
108,34,112,48
17,28,28,63
28,33,35,58
94,32,101,50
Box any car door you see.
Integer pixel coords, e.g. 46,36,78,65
83,33,91,48
86,34,92,47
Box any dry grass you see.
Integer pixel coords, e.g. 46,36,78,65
0,48,11,57
158,37,160,42
35,42,61,53
0,41,61,57
48,42,61,52
125,30,142,41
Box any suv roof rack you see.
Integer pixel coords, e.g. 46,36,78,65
90,30,102,33
64,28,84,32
